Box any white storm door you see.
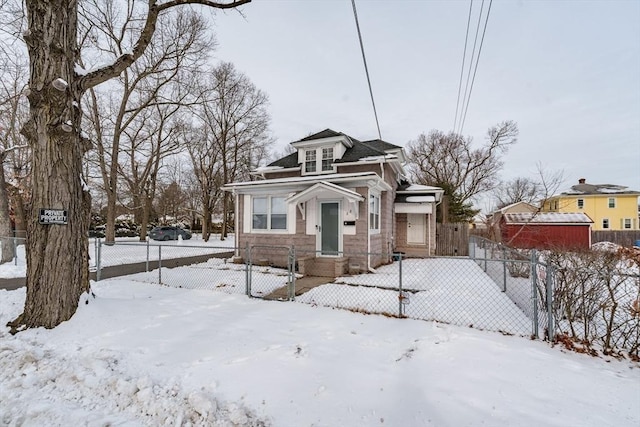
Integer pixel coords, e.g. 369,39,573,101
407,213,426,245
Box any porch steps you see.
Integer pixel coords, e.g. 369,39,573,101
298,256,349,277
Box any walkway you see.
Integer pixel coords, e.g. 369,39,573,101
263,276,333,301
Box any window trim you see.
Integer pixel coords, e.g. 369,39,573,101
608,197,616,208
301,146,336,175
321,147,334,171
369,192,380,233
305,150,317,173
623,218,632,229
577,198,584,209
602,218,610,229
251,195,288,232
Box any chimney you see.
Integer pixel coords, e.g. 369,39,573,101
578,178,586,184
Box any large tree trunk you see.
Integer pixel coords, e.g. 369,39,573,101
9,0,91,331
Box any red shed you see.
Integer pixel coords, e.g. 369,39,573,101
501,212,593,250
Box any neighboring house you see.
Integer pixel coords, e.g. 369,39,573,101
501,212,593,250
487,201,538,241
543,178,640,231
222,129,443,276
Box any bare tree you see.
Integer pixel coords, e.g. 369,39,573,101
189,62,271,241
6,0,250,332
0,46,30,262
495,165,565,210
82,3,211,243
494,177,541,209
407,121,518,222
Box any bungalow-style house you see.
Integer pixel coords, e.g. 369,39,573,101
222,129,443,276
543,178,640,231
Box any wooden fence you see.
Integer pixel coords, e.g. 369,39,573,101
436,223,469,256
592,230,640,247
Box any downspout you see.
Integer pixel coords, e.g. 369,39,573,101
427,212,431,256
367,189,372,272
234,190,239,257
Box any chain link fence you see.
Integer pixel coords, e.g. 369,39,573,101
469,236,553,339
4,233,638,355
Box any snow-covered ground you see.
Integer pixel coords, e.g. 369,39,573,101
0,235,236,279
1,266,639,426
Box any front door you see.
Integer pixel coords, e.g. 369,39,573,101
320,202,340,255
407,213,426,245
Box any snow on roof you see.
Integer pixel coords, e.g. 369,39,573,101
503,212,593,224
405,196,435,203
254,165,284,173
399,184,443,192
357,154,398,162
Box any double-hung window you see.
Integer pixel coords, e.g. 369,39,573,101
608,198,616,208
305,150,317,173
369,194,380,232
322,147,333,171
602,218,610,229
623,218,632,229
577,199,584,209
252,196,287,231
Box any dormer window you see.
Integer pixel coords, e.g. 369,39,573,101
322,148,334,171
301,146,336,175
305,150,317,173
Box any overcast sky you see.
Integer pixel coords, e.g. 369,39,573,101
210,0,640,209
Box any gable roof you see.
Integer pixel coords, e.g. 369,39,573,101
503,212,593,225
494,201,538,214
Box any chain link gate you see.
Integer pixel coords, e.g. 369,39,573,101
246,244,296,300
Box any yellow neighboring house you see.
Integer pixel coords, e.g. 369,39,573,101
543,178,640,231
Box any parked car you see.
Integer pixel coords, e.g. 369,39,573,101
149,226,192,241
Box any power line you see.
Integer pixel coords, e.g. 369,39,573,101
459,0,493,134
351,0,382,140
453,0,474,133
457,0,485,135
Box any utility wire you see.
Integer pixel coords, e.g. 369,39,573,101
457,0,485,135
453,0,474,133
459,0,493,134
351,0,382,140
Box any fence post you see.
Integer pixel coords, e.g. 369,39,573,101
96,239,102,281
146,237,150,272
288,245,296,301
158,245,162,284
502,247,507,292
546,263,554,342
246,243,252,296
13,236,17,266
484,246,488,272
398,252,403,317
530,250,539,339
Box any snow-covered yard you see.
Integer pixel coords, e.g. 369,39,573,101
0,235,236,279
1,277,639,426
